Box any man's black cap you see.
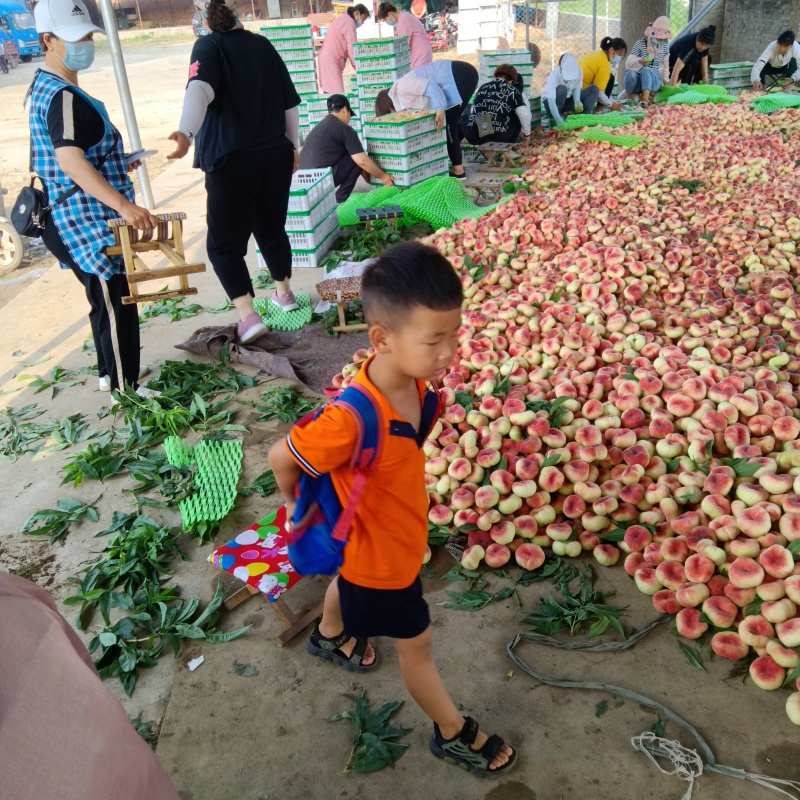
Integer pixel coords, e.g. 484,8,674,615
327,94,356,116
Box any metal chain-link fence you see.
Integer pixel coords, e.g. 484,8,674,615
457,0,693,94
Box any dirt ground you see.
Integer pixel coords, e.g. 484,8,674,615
1,33,798,800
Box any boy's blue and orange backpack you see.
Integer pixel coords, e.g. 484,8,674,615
283,381,443,576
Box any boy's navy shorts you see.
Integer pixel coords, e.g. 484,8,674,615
338,575,430,639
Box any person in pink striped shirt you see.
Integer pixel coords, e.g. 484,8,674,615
376,2,433,70
318,4,370,94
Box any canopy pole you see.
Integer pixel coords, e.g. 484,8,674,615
97,0,155,210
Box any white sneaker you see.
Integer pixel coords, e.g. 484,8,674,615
98,364,150,392
135,385,161,400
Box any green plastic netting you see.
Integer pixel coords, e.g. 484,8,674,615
656,84,686,101
687,84,730,96
668,90,735,105
554,112,639,131
164,437,243,531
254,293,312,332
336,176,500,231
751,92,800,113
578,129,645,147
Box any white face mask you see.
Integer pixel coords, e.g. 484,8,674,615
56,39,96,71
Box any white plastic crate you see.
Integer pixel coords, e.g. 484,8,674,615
371,155,449,187
282,54,316,72
357,81,395,102
356,66,408,86
272,40,314,55
363,110,437,139
291,223,340,269
260,23,312,39
307,108,328,123
288,207,339,251
372,142,447,171
285,187,336,232
295,81,319,96
367,128,445,155
352,35,409,57
303,94,332,113
288,168,334,213
354,50,411,71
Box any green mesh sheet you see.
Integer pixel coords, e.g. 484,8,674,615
336,176,497,231
555,112,638,131
751,93,800,113
668,90,735,105
656,84,686,101
578,129,645,147
254,293,312,332
164,437,243,530
686,84,730,96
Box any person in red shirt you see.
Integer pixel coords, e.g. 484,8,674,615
269,242,517,778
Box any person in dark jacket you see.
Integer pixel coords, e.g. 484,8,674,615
669,25,716,86
168,0,301,342
463,64,531,145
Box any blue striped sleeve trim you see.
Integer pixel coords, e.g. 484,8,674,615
286,431,322,478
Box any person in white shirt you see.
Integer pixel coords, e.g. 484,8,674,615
751,30,800,91
542,53,585,126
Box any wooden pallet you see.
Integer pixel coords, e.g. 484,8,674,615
106,212,206,304
224,575,333,645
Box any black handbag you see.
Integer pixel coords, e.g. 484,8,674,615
10,176,79,238
11,129,119,238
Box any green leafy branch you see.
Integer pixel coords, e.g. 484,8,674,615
330,691,411,772
20,498,99,544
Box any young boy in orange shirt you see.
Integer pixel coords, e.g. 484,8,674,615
268,242,517,777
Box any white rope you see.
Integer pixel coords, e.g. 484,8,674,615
631,732,800,800
631,733,704,800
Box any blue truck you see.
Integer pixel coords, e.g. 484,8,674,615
0,0,41,63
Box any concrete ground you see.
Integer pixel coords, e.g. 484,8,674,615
0,35,798,800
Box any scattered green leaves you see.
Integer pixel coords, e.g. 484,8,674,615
330,691,411,773
453,389,474,412
88,581,250,696
141,297,204,322
252,270,275,290
318,299,365,337
721,457,761,478
18,366,87,398
238,469,278,498
243,384,321,424
20,498,98,544
438,585,517,611
650,715,666,737
678,642,705,671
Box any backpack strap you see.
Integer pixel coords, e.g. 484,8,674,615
420,381,444,442
328,383,384,543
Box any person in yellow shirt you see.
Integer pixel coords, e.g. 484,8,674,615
579,36,626,113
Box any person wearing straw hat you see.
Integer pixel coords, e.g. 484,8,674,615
375,2,432,70
541,53,585,127
28,0,158,396
317,3,371,95
623,16,672,106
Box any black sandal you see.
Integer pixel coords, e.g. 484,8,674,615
305,624,378,673
429,716,517,778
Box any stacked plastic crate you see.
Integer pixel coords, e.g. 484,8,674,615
709,62,754,95
363,111,448,187
261,22,318,143
478,49,535,97
257,168,338,270
297,92,365,148
457,0,513,55
352,35,410,120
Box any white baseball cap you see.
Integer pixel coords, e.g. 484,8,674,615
35,0,104,42
560,54,581,82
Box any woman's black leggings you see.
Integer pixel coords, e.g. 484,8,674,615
205,143,294,299
446,61,479,168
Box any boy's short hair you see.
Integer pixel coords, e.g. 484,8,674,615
777,30,795,46
361,241,464,328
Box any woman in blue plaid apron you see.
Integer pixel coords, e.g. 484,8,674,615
29,0,159,394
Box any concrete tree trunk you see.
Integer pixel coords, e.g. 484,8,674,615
619,0,667,87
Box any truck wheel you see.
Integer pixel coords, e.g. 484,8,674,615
0,222,25,275
20,54,32,63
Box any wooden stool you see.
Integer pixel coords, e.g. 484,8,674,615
356,205,404,229
223,575,333,646
464,175,508,204
106,212,206,304
476,142,524,172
